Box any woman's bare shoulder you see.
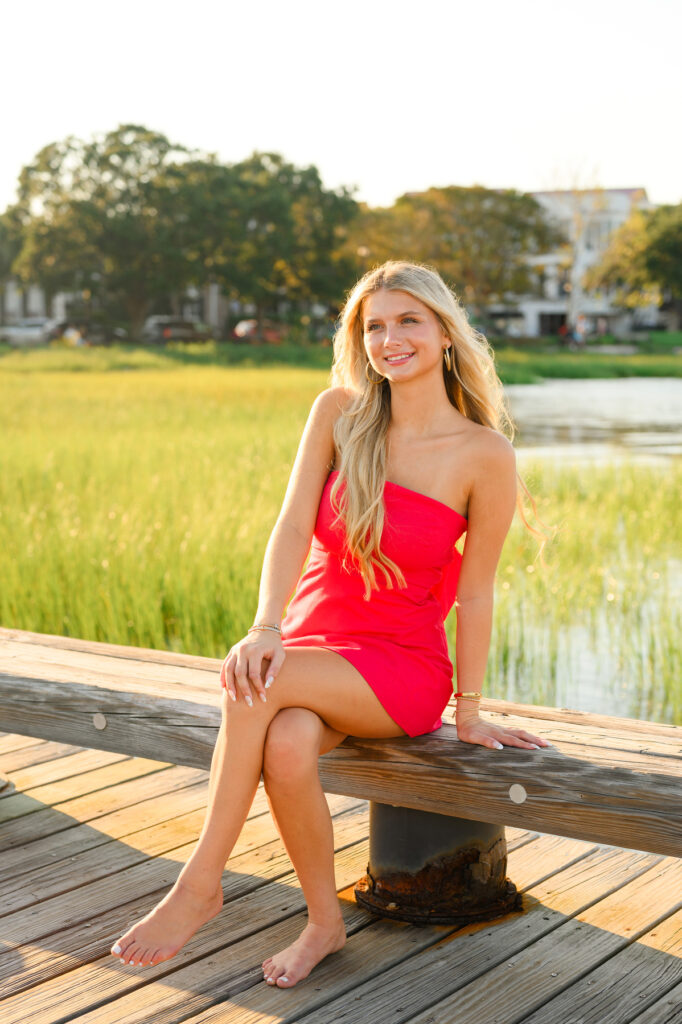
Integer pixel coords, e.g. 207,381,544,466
310,386,356,427
461,420,515,465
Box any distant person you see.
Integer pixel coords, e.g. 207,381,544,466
110,261,550,987
573,315,587,348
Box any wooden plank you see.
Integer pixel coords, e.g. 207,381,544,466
0,765,207,852
0,780,209,894
0,739,90,774
0,626,220,671
0,831,590,1023
397,858,682,1024
2,748,129,792
1,636,680,857
0,792,366,918
0,758,169,827
443,698,682,740
518,906,682,1024
628,979,682,1023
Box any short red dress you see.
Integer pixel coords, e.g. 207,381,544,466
281,470,468,737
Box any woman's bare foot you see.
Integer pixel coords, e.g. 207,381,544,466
262,918,346,988
111,880,223,967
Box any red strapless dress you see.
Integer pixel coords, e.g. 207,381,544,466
281,470,468,737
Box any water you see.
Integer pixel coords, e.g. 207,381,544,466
492,378,681,725
506,377,682,460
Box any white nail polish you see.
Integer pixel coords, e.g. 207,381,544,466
259,693,267,703
245,695,253,707
265,676,274,688
112,943,122,954
280,976,289,983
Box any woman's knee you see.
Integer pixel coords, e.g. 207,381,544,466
262,708,322,787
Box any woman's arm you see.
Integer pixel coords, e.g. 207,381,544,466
454,431,550,751
220,387,351,705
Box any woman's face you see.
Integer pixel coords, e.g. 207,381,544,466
362,289,450,382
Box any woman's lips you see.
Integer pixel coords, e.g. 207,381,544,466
385,352,415,365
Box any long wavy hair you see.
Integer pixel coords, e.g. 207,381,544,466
329,260,543,599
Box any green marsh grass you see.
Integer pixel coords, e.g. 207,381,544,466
1,347,679,724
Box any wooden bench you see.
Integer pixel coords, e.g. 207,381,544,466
1,626,680,861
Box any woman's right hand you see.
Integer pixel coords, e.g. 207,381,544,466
220,630,286,706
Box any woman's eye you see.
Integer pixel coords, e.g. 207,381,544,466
365,323,381,332
402,317,418,324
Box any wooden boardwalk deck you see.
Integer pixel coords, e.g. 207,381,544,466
1,730,680,1024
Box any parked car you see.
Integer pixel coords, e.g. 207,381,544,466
46,321,129,345
142,317,212,344
232,318,285,343
0,317,59,347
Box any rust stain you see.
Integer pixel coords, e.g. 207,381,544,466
354,837,522,925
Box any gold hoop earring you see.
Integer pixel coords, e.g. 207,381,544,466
443,346,453,372
365,361,384,384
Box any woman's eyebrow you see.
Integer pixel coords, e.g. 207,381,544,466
364,310,424,323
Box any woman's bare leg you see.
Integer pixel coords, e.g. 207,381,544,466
260,708,347,987
110,648,405,971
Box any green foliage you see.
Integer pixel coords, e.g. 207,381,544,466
4,129,359,338
339,187,565,309
585,202,682,320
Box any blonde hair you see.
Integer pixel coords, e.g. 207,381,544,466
329,260,544,598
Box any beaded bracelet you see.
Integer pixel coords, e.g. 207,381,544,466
247,623,282,636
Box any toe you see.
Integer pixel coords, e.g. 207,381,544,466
276,974,294,987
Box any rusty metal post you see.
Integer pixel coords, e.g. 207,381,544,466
354,802,520,925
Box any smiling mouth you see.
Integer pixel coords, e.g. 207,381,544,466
385,352,415,364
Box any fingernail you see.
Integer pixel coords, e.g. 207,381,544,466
245,695,253,707
112,943,122,954
265,676,274,688
529,744,539,749
259,692,267,703
493,741,503,749
229,690,236,702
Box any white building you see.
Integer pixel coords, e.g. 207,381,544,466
490,188,661,338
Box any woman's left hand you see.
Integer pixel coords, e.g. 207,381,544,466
456,714,552,751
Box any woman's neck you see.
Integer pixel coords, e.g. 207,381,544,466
387,378,456,439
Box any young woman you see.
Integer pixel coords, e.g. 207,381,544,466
110,260,550,987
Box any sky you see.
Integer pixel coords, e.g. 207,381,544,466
2,0,681,213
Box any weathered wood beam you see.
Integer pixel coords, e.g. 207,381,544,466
1,628,681,857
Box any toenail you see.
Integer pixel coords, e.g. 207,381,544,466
280,976,289,983
112,943,122,954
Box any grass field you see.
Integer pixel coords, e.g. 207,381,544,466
0,337,680,384
1,346,679,724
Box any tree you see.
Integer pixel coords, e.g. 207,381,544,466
584,203,682,327
225,153,357,329
340,186,564,312
0,206,25,322
10,125,196,336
